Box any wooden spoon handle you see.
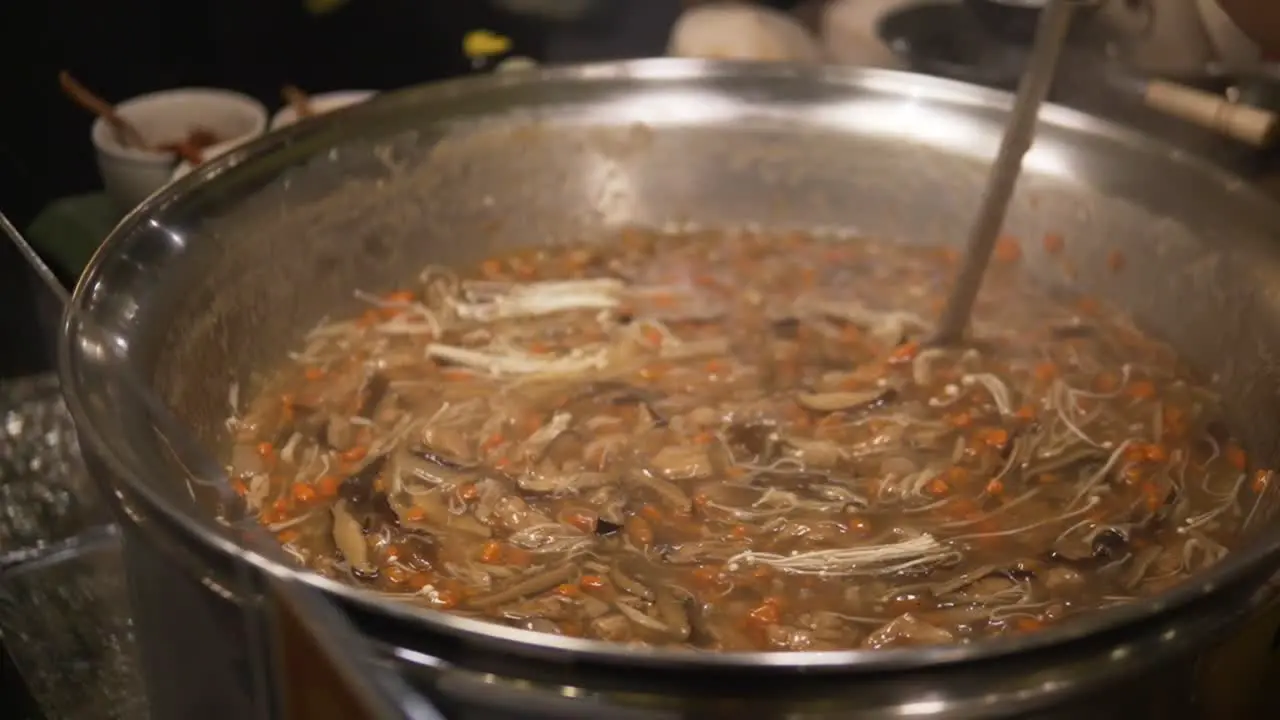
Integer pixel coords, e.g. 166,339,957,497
1143,80,1279,148
282,85,314,119
171,141,205,166
59,71,149,149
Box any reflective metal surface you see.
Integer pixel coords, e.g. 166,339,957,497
7,196,431,720
57,60,1280,716
0,373,145,720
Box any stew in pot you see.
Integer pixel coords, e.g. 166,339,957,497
226,227,1269,651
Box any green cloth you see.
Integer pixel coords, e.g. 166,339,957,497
26,194,123,280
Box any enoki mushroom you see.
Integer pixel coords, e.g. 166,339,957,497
725,535,958,576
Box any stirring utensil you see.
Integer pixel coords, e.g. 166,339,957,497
282,85,315,120
932,0,1077,345
58,71,149,150
59,71,206,165
1,212,441,720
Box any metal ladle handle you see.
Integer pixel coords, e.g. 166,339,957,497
933,0,1078,344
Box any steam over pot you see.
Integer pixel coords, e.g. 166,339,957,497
58,60,1280,718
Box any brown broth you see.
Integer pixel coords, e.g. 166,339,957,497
227,228,1268,651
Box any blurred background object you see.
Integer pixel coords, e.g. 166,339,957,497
668,2,823,62
0,1,1271,236
821,0,911,67
92,88,269,208
0,0,546,233
269,88,378,131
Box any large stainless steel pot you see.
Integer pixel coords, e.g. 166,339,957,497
59,60,1280,718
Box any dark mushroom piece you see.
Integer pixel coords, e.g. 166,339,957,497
410,445,473,471
313,417,332,450
398,535,439,571
1051,525,1129,563
338,455,398,527
1049,322,1096,339
276,402,323,445
1004,558,1044,580
338,454,389,504
1204,420,1231,445
724,421,781,462
1091,527,1130,559
771,317,801,339
357,372,391,418
264,399,321,448
595,518,623,537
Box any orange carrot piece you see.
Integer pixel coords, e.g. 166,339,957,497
479,541,504,564
1042,233,1064,255
626,516,654,547
290,483,317,504
339,446,368,464
1226,443,1248,471
580,575,608,591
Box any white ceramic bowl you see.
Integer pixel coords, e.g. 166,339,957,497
269,90,377,131
93,88,267,210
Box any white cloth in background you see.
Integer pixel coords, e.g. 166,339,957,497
666,0,913,69
667,2,824,62
820,0,909,69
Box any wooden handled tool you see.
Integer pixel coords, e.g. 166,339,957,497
1142,79,1278,148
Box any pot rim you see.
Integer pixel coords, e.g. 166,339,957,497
59,58,1280,674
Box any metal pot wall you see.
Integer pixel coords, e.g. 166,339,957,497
58,60,1280,718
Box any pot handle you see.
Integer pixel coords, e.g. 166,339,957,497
1142,79,1279,147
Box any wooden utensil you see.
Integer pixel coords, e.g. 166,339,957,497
59,71,206,164
1141,79,1278,148
59,71,148,149
282,85,314,120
